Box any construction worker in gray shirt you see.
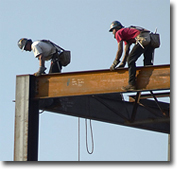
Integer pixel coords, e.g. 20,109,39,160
18,38,64,76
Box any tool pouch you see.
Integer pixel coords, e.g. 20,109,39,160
150,33,160,48
58,51,71,66
136,31,151,46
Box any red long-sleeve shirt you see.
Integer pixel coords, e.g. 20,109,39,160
115,27,140,45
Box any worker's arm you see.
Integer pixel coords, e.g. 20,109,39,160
37,54,45,67
110,41,123,71
118,43,130,68
115,40,123,60
34,54,46,76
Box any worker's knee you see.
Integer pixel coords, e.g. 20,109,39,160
38,55,44,61
128,59,136,68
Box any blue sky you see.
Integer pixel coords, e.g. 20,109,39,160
0,0,174,165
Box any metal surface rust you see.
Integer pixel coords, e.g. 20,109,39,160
34,65,170,99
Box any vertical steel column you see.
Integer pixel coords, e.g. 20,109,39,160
168,134,170,161
14,75,39,161
130,92,141,122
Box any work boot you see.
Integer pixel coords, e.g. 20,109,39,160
122,84,136,91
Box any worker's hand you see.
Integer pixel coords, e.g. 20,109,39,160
34,71,46,76
117,62,126,68
110,59,120,71
34,66,46,76
34,72,41,76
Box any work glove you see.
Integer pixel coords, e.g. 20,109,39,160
110,59,120,71
34,66,46,76
117,62,126,68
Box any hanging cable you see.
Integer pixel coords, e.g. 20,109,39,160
78,117,80,161
85,119,94,154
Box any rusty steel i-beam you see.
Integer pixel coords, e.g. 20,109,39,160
35,65,170,99
14,64,170,161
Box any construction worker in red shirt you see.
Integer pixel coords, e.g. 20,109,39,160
109,21,154,91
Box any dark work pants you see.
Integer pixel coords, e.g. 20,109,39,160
127,43,154,85
49,61,62,73
49,52,62,74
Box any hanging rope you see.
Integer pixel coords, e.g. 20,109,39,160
85,119,94,154
78,117,80,161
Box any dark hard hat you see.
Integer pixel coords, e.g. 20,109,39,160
109,21,124,32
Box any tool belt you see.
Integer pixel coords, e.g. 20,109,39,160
51,50,71,66
41,39,71,66
136,31,160,49
136,31,151,47
130,26,160,49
